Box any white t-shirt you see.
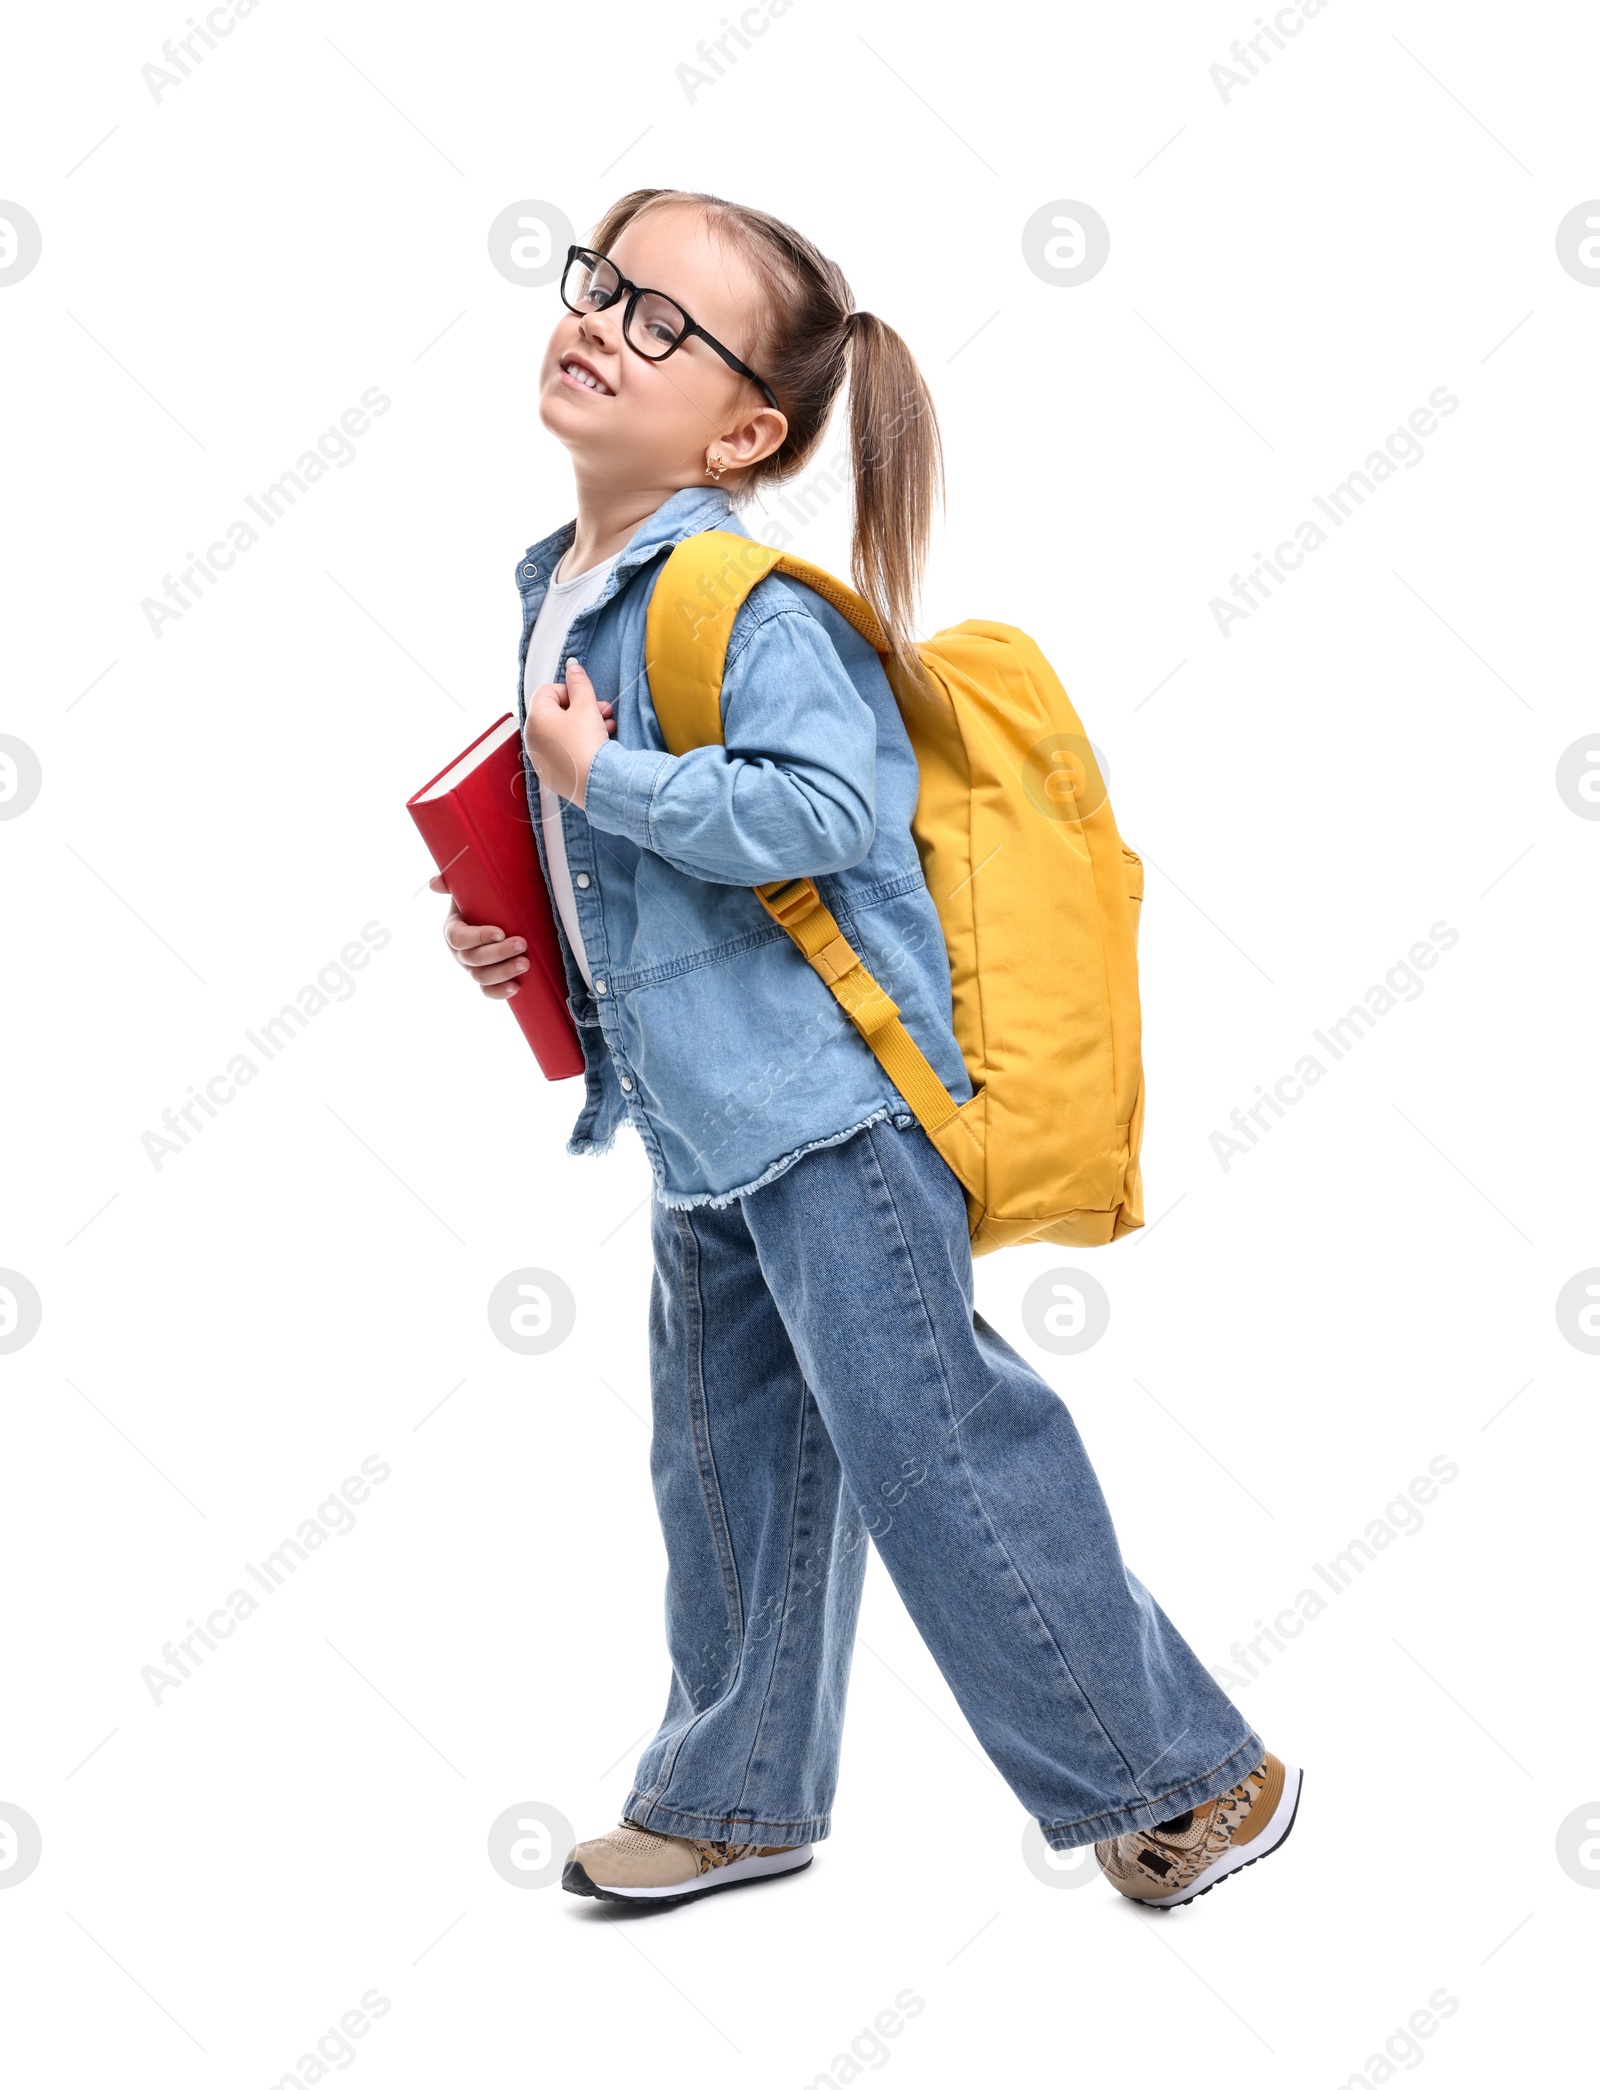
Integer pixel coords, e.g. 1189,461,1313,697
523,546,622,991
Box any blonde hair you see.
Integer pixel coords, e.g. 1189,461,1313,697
588,188,944,688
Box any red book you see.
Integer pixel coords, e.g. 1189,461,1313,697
407,716,584,1079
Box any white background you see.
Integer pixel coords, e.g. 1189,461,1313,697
3,0,1597,2083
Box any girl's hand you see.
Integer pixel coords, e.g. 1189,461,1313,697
429,877,531,999
524,657,613,809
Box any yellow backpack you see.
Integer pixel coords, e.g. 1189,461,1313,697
645,530,1145,1257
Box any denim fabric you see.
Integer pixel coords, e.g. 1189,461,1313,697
513,486,973,1211
625,1114,1262,1851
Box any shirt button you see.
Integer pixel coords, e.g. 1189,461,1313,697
521,562,537,579
594,979,608,994
619,1075,634,1091
575,872,590,888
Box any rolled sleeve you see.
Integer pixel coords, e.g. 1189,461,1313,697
582,600,878,886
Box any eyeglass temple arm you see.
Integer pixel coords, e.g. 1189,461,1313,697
692,326,778,407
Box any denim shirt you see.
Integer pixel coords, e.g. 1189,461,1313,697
513,484,973,1209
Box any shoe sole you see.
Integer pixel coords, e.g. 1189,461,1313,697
1140,1763,1304,1910
562,1845,813,1910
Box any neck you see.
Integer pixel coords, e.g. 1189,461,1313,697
563,473,728,576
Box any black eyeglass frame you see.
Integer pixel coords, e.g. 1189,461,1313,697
559,244,781,411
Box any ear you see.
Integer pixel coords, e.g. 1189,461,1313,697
718,405,788,472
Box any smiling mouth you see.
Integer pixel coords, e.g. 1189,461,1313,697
559,355,614,397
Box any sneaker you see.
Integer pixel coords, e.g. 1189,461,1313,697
1094,1753,1303,1909
562,1821,812,1909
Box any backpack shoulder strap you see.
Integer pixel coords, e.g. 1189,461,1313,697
643,529,983,1203
645,530,890,754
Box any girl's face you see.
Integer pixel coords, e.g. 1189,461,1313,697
537,205,787,492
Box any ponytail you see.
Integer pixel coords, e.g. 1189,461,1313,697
588,190,944,691
843,309,944,692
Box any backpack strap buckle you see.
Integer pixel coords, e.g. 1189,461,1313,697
754,876,821,927
832,966,901,1038
756,878,898,1031
809,934,861,986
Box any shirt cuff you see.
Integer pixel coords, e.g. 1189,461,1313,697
581,737,674,848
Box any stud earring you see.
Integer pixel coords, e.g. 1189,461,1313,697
704,452,725,481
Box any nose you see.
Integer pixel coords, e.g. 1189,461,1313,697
576,304,622,356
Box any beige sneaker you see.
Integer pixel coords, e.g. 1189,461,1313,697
1094,1753,1303,1909
562,1821,812,1908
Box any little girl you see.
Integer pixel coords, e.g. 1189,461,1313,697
435,188,1301,1913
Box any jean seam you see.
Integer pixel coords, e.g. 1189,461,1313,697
860,1120,1151,1805
642,1204,746,1807
728,1384,825,1821
680,1203,745,1637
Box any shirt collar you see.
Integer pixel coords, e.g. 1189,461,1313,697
518,485,742,597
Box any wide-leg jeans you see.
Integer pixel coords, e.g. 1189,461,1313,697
626,1115,1261,1852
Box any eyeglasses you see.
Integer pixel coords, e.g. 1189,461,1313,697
558,245,780,410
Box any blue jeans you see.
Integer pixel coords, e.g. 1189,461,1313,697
626,1115,1262,1851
